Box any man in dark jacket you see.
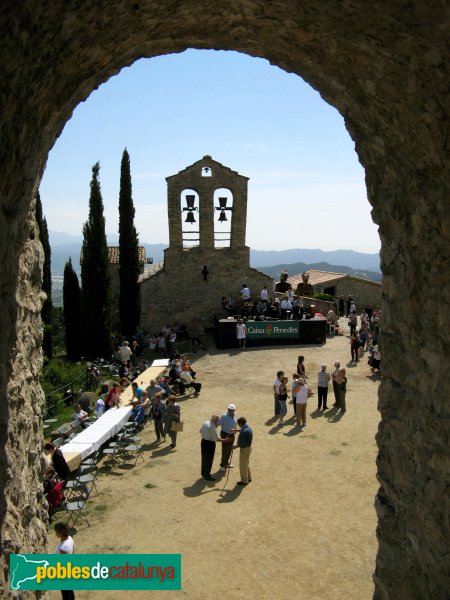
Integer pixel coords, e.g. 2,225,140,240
233,417,253,486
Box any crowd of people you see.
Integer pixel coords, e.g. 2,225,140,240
222,283,313,321
42,288,381,592
272,355,348,428
130,319,207,359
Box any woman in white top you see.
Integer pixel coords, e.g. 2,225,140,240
54,522,74,600
236,318,247,350
293,377,309,427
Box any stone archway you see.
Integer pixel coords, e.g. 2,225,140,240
0,2,448,598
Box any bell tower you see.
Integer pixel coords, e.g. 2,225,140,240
140,156,272,328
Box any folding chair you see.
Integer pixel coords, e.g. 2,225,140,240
64,498,90,527
80,450,100,468
102,436,128,470
120,443,144,467
53,437,65,448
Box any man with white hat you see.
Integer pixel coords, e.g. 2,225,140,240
218,404,238,472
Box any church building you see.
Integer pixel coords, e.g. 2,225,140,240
139,156,272,330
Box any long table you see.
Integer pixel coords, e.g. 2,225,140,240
60,361,168,470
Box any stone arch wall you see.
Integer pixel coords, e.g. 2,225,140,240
0,2,448,597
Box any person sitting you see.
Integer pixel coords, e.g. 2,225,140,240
240,299,253,318
180,370,202,395
280,296,293,320
169,351,181,367
168,361,186,395
95,395,105,418
181,354,196,378
221,296,233,314
327,308,338,324
157,375,178,396
43,465,60,495
131,389,149,428
72,403,90,429
269,297,280,318
146,379,165,400
46,480,65,517
255,300,267,317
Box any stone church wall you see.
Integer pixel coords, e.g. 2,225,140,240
140,246,272,331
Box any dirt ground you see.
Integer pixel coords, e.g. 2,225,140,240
49,318,381,599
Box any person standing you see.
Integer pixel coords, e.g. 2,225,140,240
330,363,348,413
349,311,358,336
164,396,181,449
199,415,230,481
234,417,253,485
117,340,132,366
294,378,309,427
291,373,300,417
317,364,331,410
339,295,345,317
105,381,122,411
240,283,251,300
260,286,269,304
346,295,353,318
150,393,166,441
350,332,361,362
219,404,237,471
331,360,341,408
278,375,289,424
54,522,75,600
273,370,284,416
296,355,307,379
236,318,247,349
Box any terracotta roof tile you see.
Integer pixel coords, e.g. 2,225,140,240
80,246,146,265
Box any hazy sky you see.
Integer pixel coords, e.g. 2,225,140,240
39,49,380,253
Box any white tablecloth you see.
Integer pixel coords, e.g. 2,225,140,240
60,363,166,467
61,405,132,460
151,358,170,367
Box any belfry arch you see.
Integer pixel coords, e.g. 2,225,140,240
0,3,448,598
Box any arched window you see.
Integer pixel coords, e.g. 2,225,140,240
201,166,212,177
213,188,233,248
180,189,200,248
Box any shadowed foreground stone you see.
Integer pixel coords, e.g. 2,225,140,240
0,2,448,598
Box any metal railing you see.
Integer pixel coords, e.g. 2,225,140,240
44,374,85,418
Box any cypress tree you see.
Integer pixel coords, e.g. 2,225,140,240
81,162,111,359
63,258,81,361
35,191,53,359
118,148,140,338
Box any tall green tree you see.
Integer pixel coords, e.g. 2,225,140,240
35,191,53,359
81,162,111,359
118,148,140,338
63,258,81,361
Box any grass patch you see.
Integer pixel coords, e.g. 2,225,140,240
144,483,157,489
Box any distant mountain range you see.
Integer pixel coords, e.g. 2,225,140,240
49,231,381,305
250,248,380,272
49,231,381,275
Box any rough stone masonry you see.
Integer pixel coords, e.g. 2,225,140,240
0,2,448,598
